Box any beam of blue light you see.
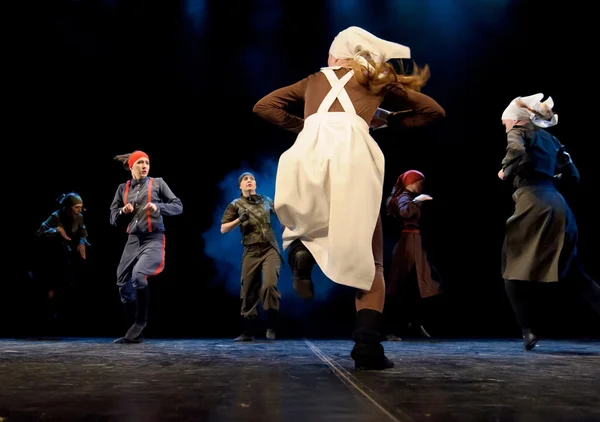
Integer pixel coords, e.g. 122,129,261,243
184,0,207,33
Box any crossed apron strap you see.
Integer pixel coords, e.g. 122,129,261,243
317,68,357,114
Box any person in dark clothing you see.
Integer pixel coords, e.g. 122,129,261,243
110,150,183,344
384,170,443,340
29,192,90,336
221,172,281,341
499,94,600,350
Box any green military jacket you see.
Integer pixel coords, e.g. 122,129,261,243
221,194,280,253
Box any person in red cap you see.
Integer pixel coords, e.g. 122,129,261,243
110,150,183,344
384,170,443,340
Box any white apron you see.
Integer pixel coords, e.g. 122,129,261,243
274,68,385,291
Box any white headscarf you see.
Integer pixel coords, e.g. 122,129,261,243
329,26,411,72
501,93,558,128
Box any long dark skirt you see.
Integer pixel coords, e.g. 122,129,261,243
502,182,577,283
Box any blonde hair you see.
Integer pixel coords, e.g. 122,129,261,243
346,53,430,95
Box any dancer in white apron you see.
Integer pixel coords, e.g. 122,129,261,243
275,67,384,292
254,26,445,370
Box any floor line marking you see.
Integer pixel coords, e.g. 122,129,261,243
304,339,408,422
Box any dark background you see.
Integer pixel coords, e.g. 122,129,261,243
6,0,598,340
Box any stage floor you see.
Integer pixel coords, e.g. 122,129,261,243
1,338,599,421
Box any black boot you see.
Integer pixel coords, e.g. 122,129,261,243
123,301,137,328
266,309,277,340
114,287,148,344
234,317,255,342
288,239,316,299
351,309,394,370
523,329,538,351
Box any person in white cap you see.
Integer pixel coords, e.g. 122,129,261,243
253,26,445,370
499,94,600,351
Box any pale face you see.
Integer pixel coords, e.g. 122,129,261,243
68,203,84,217
130,157,149,179
239,174,256,195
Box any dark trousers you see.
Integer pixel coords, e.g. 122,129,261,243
505,257,600,331
240,243,281,323
116,233,165,303
115,233,164,335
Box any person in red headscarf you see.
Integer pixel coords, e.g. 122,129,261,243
384,169,443,340
109,151,183,344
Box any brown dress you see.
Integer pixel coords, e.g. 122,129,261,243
386,191,442,298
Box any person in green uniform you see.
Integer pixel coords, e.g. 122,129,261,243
221,172,282,341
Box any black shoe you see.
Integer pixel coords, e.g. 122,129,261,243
351,309,394,371
523,330,538,351
234,333,254,342
114,334,144,344
352,343,395,370
288,239,315,299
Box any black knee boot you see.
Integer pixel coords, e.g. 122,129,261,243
114,287,148,344
122,301,136,328
505,280,538,351
351,309,394,370
288,239,316,299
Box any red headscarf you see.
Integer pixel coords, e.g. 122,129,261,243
398,170,424,187
128,151,149,169
387,170,425,213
